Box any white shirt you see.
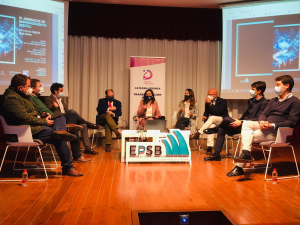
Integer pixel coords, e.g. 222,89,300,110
53,94,65,113
146,106,153,117
184,102,190,118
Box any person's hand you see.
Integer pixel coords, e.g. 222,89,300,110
53,101,59,108
179,107,185,113
202,116,207,121
230,120,242,128
260,121,272,130
45,116,54,126
155,115,160,119
41,112,47,118
188,111,193,117
109,106,116,111
106,111,114,115
143,104,148,109
205,97,211,104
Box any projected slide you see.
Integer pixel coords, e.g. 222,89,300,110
0,0,67,96
221,1,300,99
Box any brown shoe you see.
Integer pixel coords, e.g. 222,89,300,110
51,130,77,142
114,130,121,139
67,124,83,133
105,144,111,152
63,167,83,176
73,156,91,163
84,149,98,155
189,131,200,139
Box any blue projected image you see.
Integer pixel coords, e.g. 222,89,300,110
273,26,299,70
0,16,23,63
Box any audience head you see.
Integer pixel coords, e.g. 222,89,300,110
105,89,114,102
143,89,156,104
11,74,32,95
207,89,218,100
31,79,44,96
51,83,64,98
183,88,196,109
275,75,294,95
250,81,266,98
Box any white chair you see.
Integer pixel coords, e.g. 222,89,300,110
0,116,53,182
237,128,299,181
226,134,241,157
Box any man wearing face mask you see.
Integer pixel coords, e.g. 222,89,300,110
0,74,83,176
31,79,91,163
96,89,122,152
44,83,99,155
226,75,300,177
203,81,268,162
198,88,229,155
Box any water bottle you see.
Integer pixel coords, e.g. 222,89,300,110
250,157,255,168
198,139,202,150
272,168,278,184
22,169,28,186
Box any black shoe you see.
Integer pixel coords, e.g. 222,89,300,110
203,127,218,134
84,149,98,155
234,152,253,163
227,166,244,177
105,145,111,152
204,152,221,161
206,147,213,155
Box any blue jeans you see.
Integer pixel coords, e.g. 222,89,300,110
32,116,73,173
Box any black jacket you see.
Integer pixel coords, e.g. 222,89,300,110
203,97,229,118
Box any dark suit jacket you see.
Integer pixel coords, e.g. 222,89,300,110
96,98,122,125
203,97,229,118
240,97,269,121
44,95,68,114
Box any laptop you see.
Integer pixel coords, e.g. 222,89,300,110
145,120,167,133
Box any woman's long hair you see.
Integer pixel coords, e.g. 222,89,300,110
180,89,196,110
142,89,156,105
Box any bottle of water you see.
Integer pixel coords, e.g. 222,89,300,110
272,168,278,184
22,169,28,186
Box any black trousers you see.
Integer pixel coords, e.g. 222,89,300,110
214,117,241,153
175,117,190,130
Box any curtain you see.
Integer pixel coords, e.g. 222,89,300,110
68,36,247,129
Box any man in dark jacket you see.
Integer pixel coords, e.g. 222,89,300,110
204,81,269,161
44,83,98,155
227,75,300,177
198,88,229,154
0,74,82,176
31,79,90,163
96,89,122,152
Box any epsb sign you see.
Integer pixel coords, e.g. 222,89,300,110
125,130,191,165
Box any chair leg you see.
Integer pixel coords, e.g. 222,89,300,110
13,146,21,170
232,138,240,165
91,129,98,149
0,146,10,172
23,146,31,166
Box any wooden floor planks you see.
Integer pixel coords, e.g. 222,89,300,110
0,139,300,225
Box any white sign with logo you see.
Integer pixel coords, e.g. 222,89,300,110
129,57,166,130
125,130,191,165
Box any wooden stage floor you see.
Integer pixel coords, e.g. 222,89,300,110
0,138,300,225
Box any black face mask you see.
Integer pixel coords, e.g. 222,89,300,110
145,96,153,101
184,95,190,101
107,96,114,102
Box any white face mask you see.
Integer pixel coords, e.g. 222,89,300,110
58,92,63,98
25,87,33,96
274,86,285,95
39,86,44,95
208,95,214,101
250,90,257,97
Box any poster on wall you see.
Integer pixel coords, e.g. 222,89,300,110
129,57,166,130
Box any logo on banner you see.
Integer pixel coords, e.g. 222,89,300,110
129,130,189,158
143,69,153,80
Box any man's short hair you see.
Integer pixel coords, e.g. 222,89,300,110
31,79,41,88
275,75,294,91
50,83,64,94
251,81,266,94
105,89,114,96
11,74,30,88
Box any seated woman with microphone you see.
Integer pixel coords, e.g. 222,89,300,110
137,89,161,130
175,89,199,138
